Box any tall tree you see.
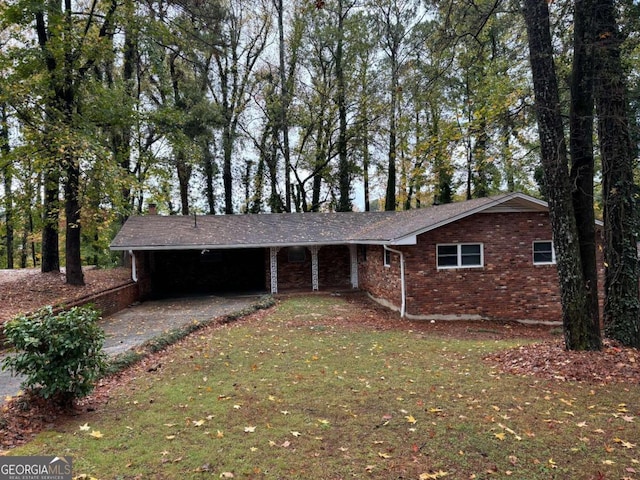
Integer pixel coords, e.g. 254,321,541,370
20,0,119,284
372,0,420,211
522,0,601,350
1,102,13,269
569,0,602,347
211,0,271,214
593,0,640,347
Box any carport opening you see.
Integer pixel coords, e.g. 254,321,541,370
150,248,266,297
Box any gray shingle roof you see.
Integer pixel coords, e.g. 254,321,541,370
110,193,548,251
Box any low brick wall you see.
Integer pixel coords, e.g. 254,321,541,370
0,282,140,349
57,281,140,318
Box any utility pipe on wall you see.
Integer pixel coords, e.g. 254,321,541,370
384,244,406,318
129,250,138,283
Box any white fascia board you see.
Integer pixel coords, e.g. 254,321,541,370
389,236,417,245
348,236,417,246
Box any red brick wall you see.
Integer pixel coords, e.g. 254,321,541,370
359,212,572,323
64,282,140,317
270,245,352,291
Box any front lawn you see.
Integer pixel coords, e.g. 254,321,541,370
6,296,640,479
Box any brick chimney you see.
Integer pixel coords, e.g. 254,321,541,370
148,203,157,215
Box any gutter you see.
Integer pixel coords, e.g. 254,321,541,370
384,245,406,318
129,250,138,282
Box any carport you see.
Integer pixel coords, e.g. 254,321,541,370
145,248,266,296
109,211,367,299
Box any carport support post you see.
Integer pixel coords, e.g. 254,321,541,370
270,247,280,293
309,245,320,291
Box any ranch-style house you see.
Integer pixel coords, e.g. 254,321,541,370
111,192,595,324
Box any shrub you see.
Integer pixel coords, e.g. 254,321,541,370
2,305,107,407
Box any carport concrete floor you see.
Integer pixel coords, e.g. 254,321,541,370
0,294,263,402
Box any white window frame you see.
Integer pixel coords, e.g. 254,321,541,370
436,243,484,269
533,240,556,265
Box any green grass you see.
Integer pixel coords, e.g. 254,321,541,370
7,296,640,479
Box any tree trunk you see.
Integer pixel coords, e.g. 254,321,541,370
385,67,398,211
522,0,599,350
1,104,13,269
593,0,640,347
336,0,351,212
222,119,234,214
41,166,60,273
176,150,191,216
64,154,84,285
569,0,602,347
276,0,292,212
203,141,217,214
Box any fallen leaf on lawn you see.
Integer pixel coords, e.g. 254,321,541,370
378,452,392,459
220,472,234,478
405,415,417,424
217,430,224,438
194,463,212,473
163,423,177,427
165,435,176,440
602,459,615,465
290,431,302,437
89,430,104,439
494,432,506,441
615,439,637,449
419,470,449,479
244,426,256,433
281,440,291,448
79,423,91,431
428,407,443,413
192,420,205,427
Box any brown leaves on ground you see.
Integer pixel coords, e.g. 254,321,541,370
0,267,132,324
487,339,640,385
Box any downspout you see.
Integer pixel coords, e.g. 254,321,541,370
128,250,138,283
384,244,406,318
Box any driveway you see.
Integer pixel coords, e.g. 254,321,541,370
0,294,262,402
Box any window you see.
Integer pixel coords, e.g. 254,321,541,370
437,243,483,268
533,241,555,264
287,247,306,263
383,248,392,267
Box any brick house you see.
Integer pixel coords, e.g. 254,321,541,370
110,192,576,324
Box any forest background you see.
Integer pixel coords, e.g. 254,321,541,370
0,0,639,348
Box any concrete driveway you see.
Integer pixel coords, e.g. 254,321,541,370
0,294,262,402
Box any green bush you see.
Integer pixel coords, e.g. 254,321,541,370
2,305,107,407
